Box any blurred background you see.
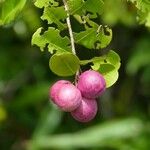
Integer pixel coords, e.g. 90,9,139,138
0,0,150,150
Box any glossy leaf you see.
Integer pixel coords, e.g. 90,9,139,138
99,64,119,88
74,26,112,49
32,27,71,53
49,53,80,76
67,0,83,15
80,50,120,69
68,0,104,16
104,50,121,70
34,0,58,8
41,6,67,30
80,50,120,87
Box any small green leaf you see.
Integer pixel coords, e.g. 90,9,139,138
80,50,121,87
105,50,121,70
0,0,26,25
49,53,80,76
91,61,102,70
41,6,67,30
67,0,84,15
96,26,113,49
94,50,120,87
34,0,58,8
98,64,119,88
32,27,71,53
128,0,150,12
128,0,150,27
84,0,104,16
81,50,121,70
74,28,97,49
74,26,112,49
68,0,104,16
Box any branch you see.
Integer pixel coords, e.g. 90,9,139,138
63,0,76,55
63,0,80,82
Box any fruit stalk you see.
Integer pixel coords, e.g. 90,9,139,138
63,0,80,82
63,0,76,54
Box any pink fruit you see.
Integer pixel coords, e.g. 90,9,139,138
77,70,106,99
49,80,71,102
55,84,82,112
71,97,98,122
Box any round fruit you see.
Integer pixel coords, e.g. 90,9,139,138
71,97,98,122
55,84,82,112
49,80,71,102
77,70,106,99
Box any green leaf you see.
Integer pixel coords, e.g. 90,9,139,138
68,0,104,16
0,0,26,25
128,0,150,12
80,50,121,69
99,64,119,88
34,0,58,8
128,0,150,27
75,28,98,49
74,25,112,49
104,50,121,70
32,27,71,53
41,6,67,30
97,26,113,49
84,0,104,16
49,53,80,76
30,118,143,149
138,11,150,28
67,0,83,15
95,50,120,87
80,50,121,87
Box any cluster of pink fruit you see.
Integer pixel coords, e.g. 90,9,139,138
49,70,106,122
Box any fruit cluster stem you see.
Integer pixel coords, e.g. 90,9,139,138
63,0,76,55
63,0,80,82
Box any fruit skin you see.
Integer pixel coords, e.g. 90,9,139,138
77,70,106,99
71,97,98,122
49,80,71,102
54,84,82,112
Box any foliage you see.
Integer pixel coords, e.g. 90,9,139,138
32,0,121,88
32,27,71,53
0,0,149,150
128,0,150,27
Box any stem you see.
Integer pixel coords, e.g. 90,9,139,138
63,0,76,55
63,0,80,83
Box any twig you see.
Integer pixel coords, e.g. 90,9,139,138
63,0,80,83
63,0,76,55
